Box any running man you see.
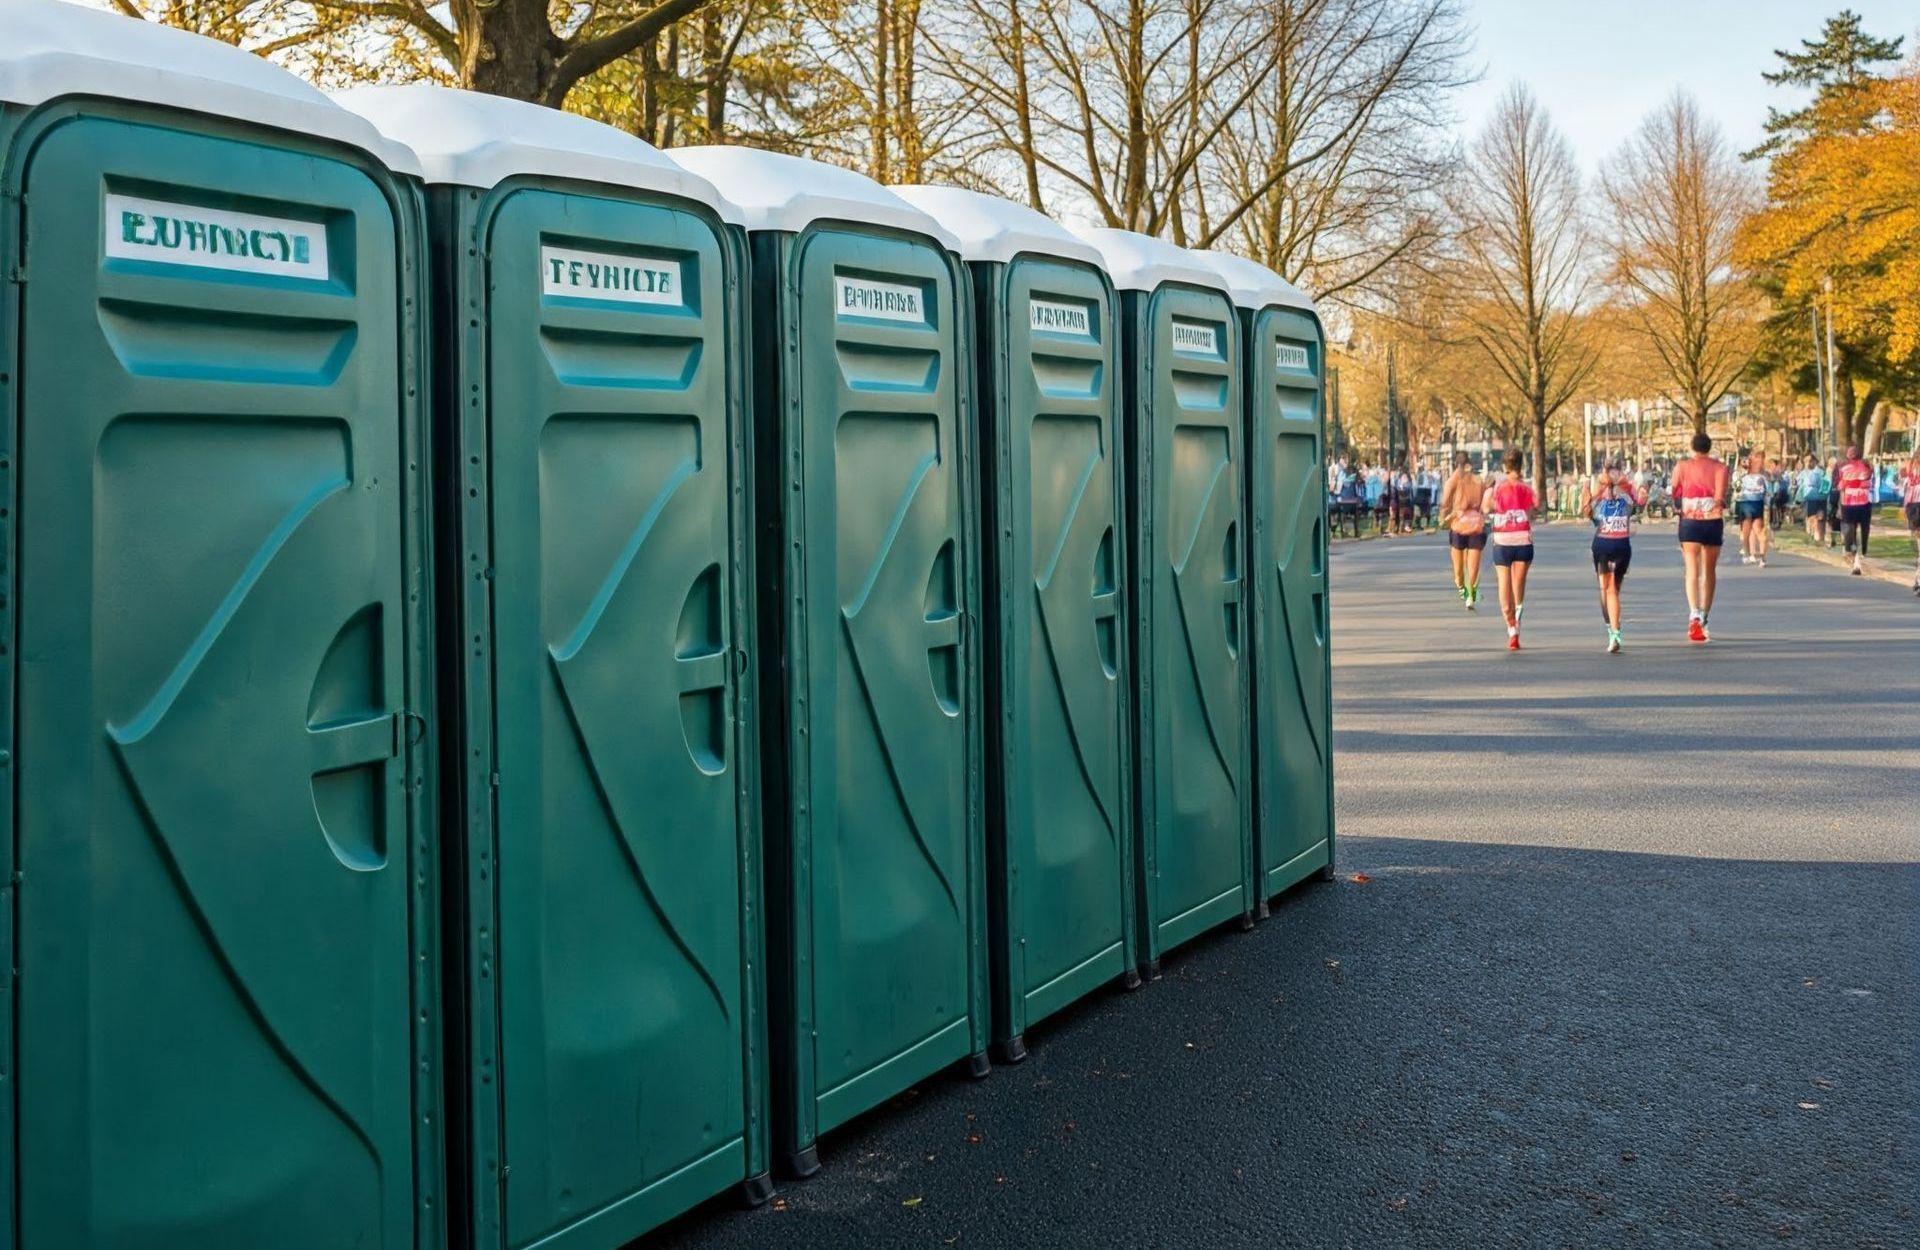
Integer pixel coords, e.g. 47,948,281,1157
1901,447,1920,596
1834,445,1877,574
1670,432,1730,643
1438,452,1488,610
1581,461,1644,653
1486,450,1537,650
1735,450,1770,567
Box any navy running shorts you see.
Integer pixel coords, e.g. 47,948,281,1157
1592,538,1632,578
1448,530,1487,551
1907,503,1920,531
1805,498,1827,517
1677,518,1724,547
1492,542,1534,567
1735,500,1766,521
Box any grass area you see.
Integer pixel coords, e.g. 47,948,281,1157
1765,508,1915,561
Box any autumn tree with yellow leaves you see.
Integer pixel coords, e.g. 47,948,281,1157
1738,12,1918,453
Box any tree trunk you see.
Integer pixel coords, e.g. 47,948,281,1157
460,0,562,102
1859,388,1886,454
871,0,891,181
1121,0,1147,228
1531,410,1548,499
1008,3,1043,210
701,8,727,142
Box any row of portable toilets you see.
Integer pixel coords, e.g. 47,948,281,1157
0,3,1332,1248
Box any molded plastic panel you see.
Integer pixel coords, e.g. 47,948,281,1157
12,115,421,1250
776,226,984,1150
1126,285,1252,962
1247,306,1333,898
472,187,753,1250
978,257,1131,1041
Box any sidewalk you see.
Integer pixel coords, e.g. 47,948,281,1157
1758,529,1912,591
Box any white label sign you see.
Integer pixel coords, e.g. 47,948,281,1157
1171,319,1219,355
1029,298,1091,336
1276,343,1311,371
104,194,328,279
542,246,681,305
835,275,926,323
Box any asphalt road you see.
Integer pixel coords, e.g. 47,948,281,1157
651,520,1920,1250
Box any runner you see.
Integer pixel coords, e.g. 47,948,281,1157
1735,450,1770,567
1834,444,1877,575
1485,450,1537,650
1670,431,1729,643
1438,452,1488,610
1581,460,1644,653
1798,454,1829,544
1768,457,1790,532
1392,462,1416,535
1902,447,1920,596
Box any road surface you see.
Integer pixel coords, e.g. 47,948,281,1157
651,520,1920,1250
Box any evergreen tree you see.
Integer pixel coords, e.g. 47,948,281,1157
1746,9,1904,158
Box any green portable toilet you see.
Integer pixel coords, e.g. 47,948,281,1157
894,186,1137,1062
0,6,439,1248
669,147,987,1176
1195,250,1335,909
336,87,769,1246
1071,228,1253,977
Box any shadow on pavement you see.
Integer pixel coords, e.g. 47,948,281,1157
647,837,1918,1250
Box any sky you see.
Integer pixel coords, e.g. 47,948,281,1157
1456,0,1920,170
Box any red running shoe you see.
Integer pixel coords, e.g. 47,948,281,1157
1507,634,1521,651
1687,618,1706,643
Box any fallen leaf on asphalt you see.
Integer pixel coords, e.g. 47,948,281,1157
902,1197,923,1208
994,1176,1006,1185
1620,1151,1637,1163
1386,1197,1408,1211
1801,978,1817,988
1797,1102,1820,1111
1325,959,1341,971
1184,1041,1196,1050
967,1134,982,1145
1351,873,1372,884
1812,1078,1834,1090
770,1198,789,1212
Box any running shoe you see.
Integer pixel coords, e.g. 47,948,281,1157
1607,630,1621,654
1687,618,1706,644
1507,634,1521,651
1700,620,1711,642
1758,557,1767,569
1467,585,1479,611
1851,557,1863,575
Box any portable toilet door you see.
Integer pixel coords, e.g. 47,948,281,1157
1072,228,1253,978
895,186,1137,1062
336,87,768,1247
669,146,987,1177
1195,249,1335,907
0,6,439,1248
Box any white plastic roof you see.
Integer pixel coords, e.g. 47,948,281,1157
668,147,958,250
334,85,731,217
892,185,1104,269
0,0,420,176
1191,249,1317,314
1069,227,1228,295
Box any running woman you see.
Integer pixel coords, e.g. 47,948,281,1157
1834,445,1877,574
1486,450,1537,650
1439,452,1488,610
1582,461,1644,653
1735,451,1770,567
1798,455,1829,544
1670,431,1729,643
1901,448,1920,595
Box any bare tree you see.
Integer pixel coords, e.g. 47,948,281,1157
1452,83,1598,495
1202,0,1469,302
1602,91,1760,435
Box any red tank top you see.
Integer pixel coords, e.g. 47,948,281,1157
1487,480,1536,545
1671,457,1727,520
1835,460,1875,508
